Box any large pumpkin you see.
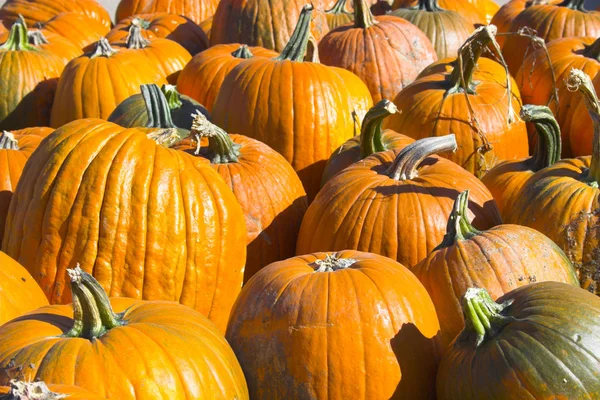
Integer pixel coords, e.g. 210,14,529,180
49,38,166,127
384,25,528,178
116,0,218,25
1,118,247,331
24,28,82,64
391,0,473,60
34,12,110,52
506,69,600,294
211,6,373,201
481,105,561,217
0,267,249,398
174,113,308,282
0,381,104,400
490,0,560,47
177,43,278,113
437,283,600,398
226,250,441,399
413,190,579,349
297,135,502,269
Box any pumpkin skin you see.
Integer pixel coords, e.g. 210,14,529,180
34,12,110,52
297,135,503,269
385,26,529,178
318,0,437,103
108,13,209,55
325,0,354,30
177,44,278,113
1,118,247,332
226,250,441,399
199,16,212,39
392,0,484,26
49,38,167,127
437,283,600,399
116,0,219,26
24,29,82,64
490,0,560,47
0,251,48,326
0,381,104,400
412,190,579,349
211,6,373,201
0,267,249,399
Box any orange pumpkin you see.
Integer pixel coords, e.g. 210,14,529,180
199,15,212,39
211,6,373,201
392,0,485,25
34,12,110,52
412,190,579,349
0,381,104,400
0,267,249,398
116,0,219,25
2,118,247,331
25,29,82,64
384,26,528,178
177,43,278,113
226,250,441,399
490,0,560,47
318,0,437,103
297,135,502,269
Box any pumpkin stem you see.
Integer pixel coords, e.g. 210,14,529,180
359,100,398,159
520,105,561,170
132,17,151,30
310,254,356,272
459,288,513,347
435,190,480,250
353,0,377,29
146,128,184,148
276,5,313,62
558,0,587,11
326,0,351,14
1,380,67,400
0,131,19,150
414,0,444,12
387,135,457,180
27,29,49,46
190,110,241,163
566,68,600,185
141,84,177,129
161,84,183,110
125,21,150,49
231,44,254,59
90,38,118,59
582,37,600,62
64,265,124,340
0,16,36,51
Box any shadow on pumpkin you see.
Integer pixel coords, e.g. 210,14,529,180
297,159,327,204
0,78,57,131
0,190,12,244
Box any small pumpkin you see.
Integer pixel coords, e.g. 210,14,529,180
321,99,414,185
297,135,502,269
116,0,219,26
177,43,278,113
437,283,600,399
226,250,441,399
325,0,354,29
25,29,82,64
0,380,104,400
34,12,110,52
413,190,579,349
0,267,249,398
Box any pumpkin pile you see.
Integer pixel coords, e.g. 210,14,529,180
0,0,598,397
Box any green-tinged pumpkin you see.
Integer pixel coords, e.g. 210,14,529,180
392,0,485,25
325,0,354,29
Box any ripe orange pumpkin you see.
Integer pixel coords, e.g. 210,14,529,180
506,69,600,294
392,0,484,25
226,250,441,399
211,6,372,201
490,0,560,47
297,135,502,269
174,113,308,282
325,0,354,29
2,118,247,332
116,0,219,25
177,43,278,113
50,38,166,127
384,26,528,178
321,99,414,185
24,29,82,64
33,12,110,52
318,0,437,103
108,13,209,55
412,190,579,349
0,381,104,400
0,267,249,398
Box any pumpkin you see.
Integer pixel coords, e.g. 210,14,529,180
109,84,208,132
0,0,111,31
437,283,600,399
0,381,104,400
2,118,247,331
199,16,212,39
384,25,528,178
108,13,209,55
116,0,218,26
518,36,600,157
391,0,473,60
49,38,166,127
25,29,82,64
412,190,578,349
391,0,484,26
502,0,600,77
211,6,373,201
0,18,65,130
210,0,329,52
481,105,561,217
321,99,414,185
33,12,110,52
226,250,441,399
0,267,249,398
174,113,308,282
297,135,502,269
506,69,600,294
490,0,560,47
177,43,278,113
318,0,436,103
325,0,354,29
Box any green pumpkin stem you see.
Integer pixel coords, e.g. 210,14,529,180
2,380,67,400
558,0,587,11
132,17,151,30
0,131,18,150
125,21,150,49
276,5,314,62
387,134,457,180
191,111,241,163
566,69,600,185
326,0,351,14
519,105,561,170
354,0,377,29
231,44,254,59
435,190,480,250
64,266,124,340
141,84,177,129
27,29,49,46
459,288,513,346
162,84,183,110
414,0,444,12
0,16,36,51
582,37,600,62
90,38,118,58
359,100,398,159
